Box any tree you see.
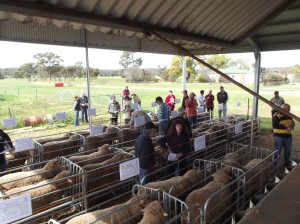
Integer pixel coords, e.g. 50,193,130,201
230,58,250,70
13,63,37,81
119,51,143,69
34,52,63,80
293,64,300,82
163,56,198,82
0,71,4,80
206,54,233,69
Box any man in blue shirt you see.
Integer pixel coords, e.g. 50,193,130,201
156,96,170,135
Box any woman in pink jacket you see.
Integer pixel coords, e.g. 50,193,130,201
185,92,198,129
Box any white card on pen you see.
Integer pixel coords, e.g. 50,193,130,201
194,135,206,152
131,103,139,110
151,102,157,107
235,123,243,134
119,158,139,181
15,137,34,152
87,108,96,116
134,116,145,127
90,124,103,136
56,112,67,121
236,101,241,107
3,118,17,128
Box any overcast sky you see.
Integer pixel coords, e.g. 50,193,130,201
0,41,299,69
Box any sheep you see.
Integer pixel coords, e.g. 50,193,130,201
138,201,167,224
6,170,73,210
68,144,111,166
0,159,63,191
121,128,140,146
184,169,232,224
85,129,119,151
42,135,81,160
66,195,144,224
5,149,35,169
222,152,243,169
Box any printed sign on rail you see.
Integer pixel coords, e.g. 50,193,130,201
2,118,17,128
119,158,140,181
55,112,67,121
194,135,206,152
90,124,103,136
15,137,34,152
87,108,96,116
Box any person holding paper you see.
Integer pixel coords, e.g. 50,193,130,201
185,92,198,129
158,119,191,177
71,96,81,126
156,96,170,135
205,90,215,119
135,122,157,185
217,86,228,119
165,90,176,111
0,129,14,172
121,96,132,124
80,92,89,123
107,95,120,125
198,90,206,112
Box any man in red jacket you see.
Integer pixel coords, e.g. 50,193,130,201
165,90,176,111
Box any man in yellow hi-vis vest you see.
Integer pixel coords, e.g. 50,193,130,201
272,103,295,167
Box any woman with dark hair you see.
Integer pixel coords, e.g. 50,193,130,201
158,119,191,177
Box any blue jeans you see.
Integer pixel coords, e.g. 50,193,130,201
81,107,88,123
274,136,292,166
218,104,227,118
188,115,197,129
139,167,153,185
159,119,168,135
74,111,79,126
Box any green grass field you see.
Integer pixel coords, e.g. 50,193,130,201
1,77,299,138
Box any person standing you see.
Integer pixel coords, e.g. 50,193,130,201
107,94,120,125
131,93,142,110
122,86,130,99
273,103,294,167
121,96,132,124
217,86,228,118
165,90,176,111
80,92,89,123
205,90,215,119
135,122,157,184
71,96,81,126
0,129,14,172
182,90,189,110
158,119,191,176
185,92,198,129
156,96,170,135
198,90,206,112
270,91,285,116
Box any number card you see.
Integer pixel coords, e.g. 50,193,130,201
236,101,241,107
151,102,157,107
119,158,140,181
87,108,96,116
235,123,243,134
3,118,17,128
197,106,204,114
55,112,67,121
131,103,139,110
134,116,145,127
171,111,177,118
194,135,206,152
218,103,223,110
175,98,180,104
15,137,34,152
90,124,103,136
0,193,32,224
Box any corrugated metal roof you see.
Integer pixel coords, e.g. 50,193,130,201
0,0,299,54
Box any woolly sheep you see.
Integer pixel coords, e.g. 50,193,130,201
85,128,119,151
6,170,73,210
222,152,243,169
5,149,35,169
66,196,143,224
184,169,232,224
138,201,167,224
0,159,63,191
68,144,111,166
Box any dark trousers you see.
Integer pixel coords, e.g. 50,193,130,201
81,106,88,123
168,157,188,177
110,118,118,125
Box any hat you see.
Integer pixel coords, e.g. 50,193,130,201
110,94,116,99
182,90,187,94
220,86,224,89
274,91,279,94
144,121,156,129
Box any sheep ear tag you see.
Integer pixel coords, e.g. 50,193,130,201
163,212,168,217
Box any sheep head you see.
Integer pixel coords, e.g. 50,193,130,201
43,159,62,170
211,169,231,184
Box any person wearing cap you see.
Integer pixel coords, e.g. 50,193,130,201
158,119,191,176
272,103,294,167
217,86,228,118
0,129,14,172
135,121,157,184
270,91,285,116
182,90,189,110
107,94,120,125
198,90,206,112
185,92,198,129
121,96,131,124
156,96,170,135
165,90,176,111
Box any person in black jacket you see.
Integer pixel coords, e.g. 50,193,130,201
0,129,14,172
80,92,89,123
135,122,157,185
71,96,81,126
158,119,191,177
182,90,189,110
217,86,228,118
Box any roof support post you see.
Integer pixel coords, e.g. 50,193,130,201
252,50,261,118
182,56,187,91
84,29,92,128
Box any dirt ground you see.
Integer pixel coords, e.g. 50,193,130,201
252,132,300,161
